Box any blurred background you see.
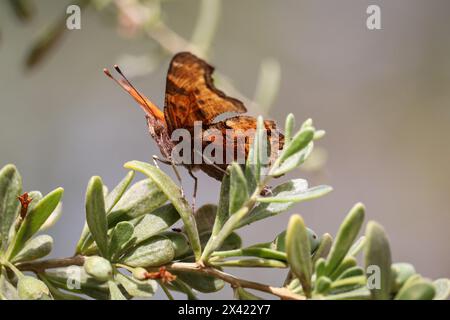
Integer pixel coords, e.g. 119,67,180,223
0,0,449,299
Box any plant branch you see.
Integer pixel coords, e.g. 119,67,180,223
164,262,305,300
16,255,85,273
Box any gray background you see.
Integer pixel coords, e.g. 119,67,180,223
1,0,449,299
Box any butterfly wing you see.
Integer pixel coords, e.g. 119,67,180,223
164,52,247,134
199,116,285,180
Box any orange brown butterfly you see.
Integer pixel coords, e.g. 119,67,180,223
104,52,284,201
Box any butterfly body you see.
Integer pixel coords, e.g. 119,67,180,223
105,52,284,182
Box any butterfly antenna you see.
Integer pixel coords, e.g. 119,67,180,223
103,66,164,121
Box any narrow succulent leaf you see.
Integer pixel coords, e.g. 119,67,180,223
253,59,281,115
212,171,231,236
257,185,332,203
107,179,168,226
270,228,319,253
348,236,366,257
229,163,249,215
245,116,265,185
234,287,263,300
284,113,295,144
330,275,366,291
173,271,225,293
39,202,62,232
124,161,201,261
391,263,416,293
161,231,190,258
109,222,134,261
211,258,287,268
238,179,315,227
324,288,371,300
84,256,113,282
329,256,357,280
324,203,365,275
12,234,53,263
336,266,365,280
364,221,392,300
0,164,22,249
432,279,450,300
131,204,180,245
115,273,157,298
395,281,436,300
169,278,198,300
85,177,108,258
212,247,287,261
315,276,332,294
38,276,85,300
286,215,312,297
108,280,127,300
278,128,314,162
120,235,174,267
17,276,51,300
315,258,326,279
270,142,314,176
8,188,63,259
43,266,109,300
105,171,135,212
312,233,333,265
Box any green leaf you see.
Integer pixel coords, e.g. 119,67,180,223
312,233,333,265
17,276,51,300
84,256,113,282
336,266,365,280
43,266,109,300
0,269,19,300
315,276,332,294
324,288,371,300
107,178,168,225
278,128,314,163
211,171,231,236
12,234,53,263
131,204,180,245
105,171,135,212
229,163,249,215
390,263,416,293
212,258,287,268
85,176,108,258
161,231,190,259
234,287,263,300
270,228,319,253
124,161,201,261
190,0,221,56
7,188,63,259
115,273,157,298
0,164,22,250
395,281,436,300
253,59,281,115
245,116,265,185
324,203,365,275
270,142,314,176
173,271,224,293
120,235,174,267
39,202,62,232
329,256,357,280
286,215,312,297
109,222,134,261
108,280,127,300
257,184,332,203
348,236,366,257
284,113,295,144
212,247,287,261
238,179,318,227
364,221,392,300
38,276,85,300
433,278,450,300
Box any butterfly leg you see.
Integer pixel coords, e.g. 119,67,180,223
152,155,186,198
188,169,198,213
